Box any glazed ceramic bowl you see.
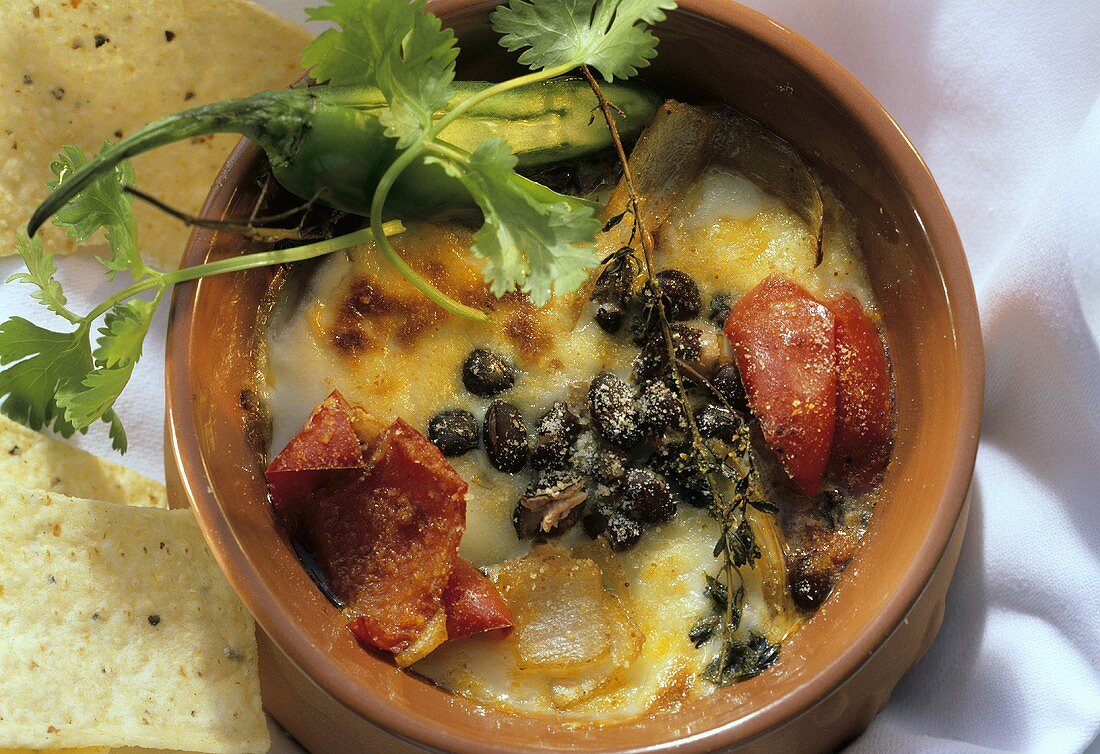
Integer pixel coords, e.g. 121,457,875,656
165,1,982,752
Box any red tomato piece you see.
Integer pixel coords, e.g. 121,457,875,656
443,558,514,639
826,294,894,491
307,419,467,654
724,276,836,497
265,390,365,533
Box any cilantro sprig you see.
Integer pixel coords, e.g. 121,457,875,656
2,0,674,449
304,0,675,311
493,0,677,81
1,143,404,450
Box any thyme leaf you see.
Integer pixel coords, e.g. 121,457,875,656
582,67,780,688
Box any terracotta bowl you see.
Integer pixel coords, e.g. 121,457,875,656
165,1,982,751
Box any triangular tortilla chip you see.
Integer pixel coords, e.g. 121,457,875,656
0,485,266,753
0,0,310,269
0,416,165,507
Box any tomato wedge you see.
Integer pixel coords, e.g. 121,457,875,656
826,294,893,491
724,276,836,497
265,390,365,533
443,558,514,639
308,419,467,654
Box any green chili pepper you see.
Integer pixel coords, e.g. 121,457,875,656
28,78,660,235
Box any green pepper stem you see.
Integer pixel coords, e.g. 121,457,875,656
28,90,316,237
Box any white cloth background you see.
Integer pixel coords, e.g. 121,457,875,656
0,0,1097,751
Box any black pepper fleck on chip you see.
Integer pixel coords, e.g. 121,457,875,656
184,91,195,101
50,87,65,100
148,614,161,626
94,33,109,47
165,30,176,42
114,130,123,138
21,74,32,86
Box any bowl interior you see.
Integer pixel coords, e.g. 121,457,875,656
166,2,981,752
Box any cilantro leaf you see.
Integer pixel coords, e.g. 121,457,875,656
58,365,135,452
0,316,134,451
492,0,677,81
49,143,142,278
55,298,157,450
0,299,154,453
430,137,599,305
93,299,156,369
302,0,459,146
7,231,78,323
0,317,92,438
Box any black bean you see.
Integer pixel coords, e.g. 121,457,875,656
650,440,695,481
582,497,616,539
639,380,685,434
484,401,528,472
788,557,835,611
595,303,624,333
634,324,703,384
678,472,716,509
530,402,583,470
708,292,734,328
531,432,572,470
621,468,676,524
711,363,748,411
535,401,583,442
513,504,538,539
462,348,515,397
695,404,739,443
589,373,642,448
651,441,716,509
655,269,701,321
605,511,644,551
427,409,479,457
593,445,629,484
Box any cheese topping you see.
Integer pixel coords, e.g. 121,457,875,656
261,157,877,720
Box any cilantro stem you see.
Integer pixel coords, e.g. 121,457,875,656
369,145,490,322
162,220,405,285
84,279,162,324
79,221,407,325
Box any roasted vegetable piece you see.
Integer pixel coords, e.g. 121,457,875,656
443,558,515,639
264,390,365,534
826,294,893,490
29,79,661,230
308,419,467,654
724,276,836,497
493,545,642,706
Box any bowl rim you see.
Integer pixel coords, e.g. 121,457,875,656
165,1,983,751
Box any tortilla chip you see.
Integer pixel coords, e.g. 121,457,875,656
0,0,310,269
0,416,165,508
0,485,267,753
0,750,108,754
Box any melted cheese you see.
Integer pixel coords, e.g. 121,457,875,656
261,160,874,720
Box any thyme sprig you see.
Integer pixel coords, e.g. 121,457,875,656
582,67,780,687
